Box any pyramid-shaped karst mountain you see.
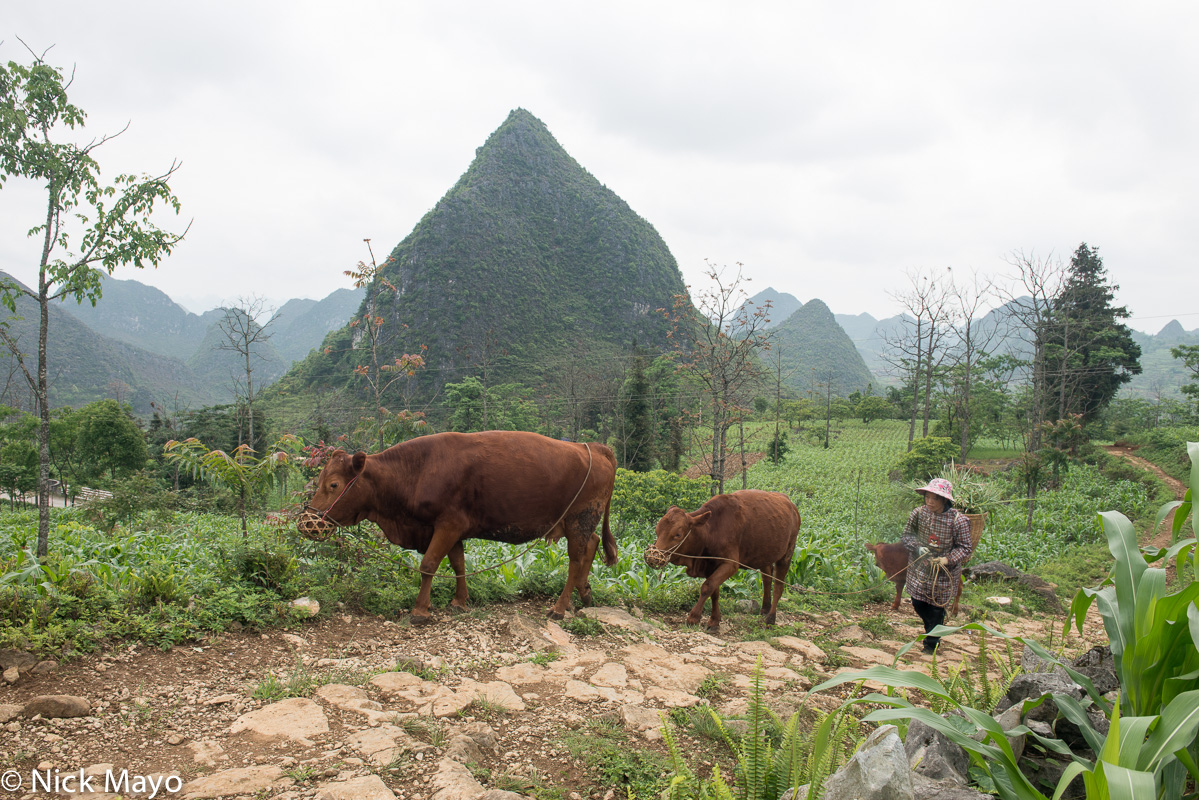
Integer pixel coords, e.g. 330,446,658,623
308,109,688,398
772,299,875,395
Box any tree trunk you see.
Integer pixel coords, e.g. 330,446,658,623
36,269,51,557
907,319,923,451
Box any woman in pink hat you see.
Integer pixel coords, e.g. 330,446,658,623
900,477,973,654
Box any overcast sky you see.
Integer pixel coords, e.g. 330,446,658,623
3,2,1196,335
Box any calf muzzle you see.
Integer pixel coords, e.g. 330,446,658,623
643,546,671,569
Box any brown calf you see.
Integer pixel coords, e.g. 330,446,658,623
866,542,909,610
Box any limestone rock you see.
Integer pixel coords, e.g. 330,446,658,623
22,694,91,718
0,704,23,723
291,596,320,617
580,606,657,633
495,662,550,685
621,642,711,694
457,678,526,712
904,718,969,785
774,636,826,663
620,704,665,740
910,773,995,799
181,765,287,799
317,774,397,800
430,757,487,800
229,698,330,743
2,666,17,684
730,639,787,664
371,671,471,717
315,683,388,723
0,649,38,671
590,662,630,689
32,660,57,675
187,740,226,767
346,724,419,767
508,614,562,651
444,723,500,764
822,725,913,800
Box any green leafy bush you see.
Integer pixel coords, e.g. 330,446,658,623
611,469,710,525
895,436,958,481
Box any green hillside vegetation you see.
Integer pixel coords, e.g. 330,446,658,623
284,108,688,402
771,298,875,396
185,315,289,400
270,288,365,364
0,272,221,413
56,273,218,361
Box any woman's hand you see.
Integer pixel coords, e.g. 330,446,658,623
929,556,948,568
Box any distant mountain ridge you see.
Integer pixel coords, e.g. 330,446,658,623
771,298,875,395
1,270,365,414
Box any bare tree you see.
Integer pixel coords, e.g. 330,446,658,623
883,268,953,450
1000,251,1066,453
946,269,1003,459
216,295,276,450
664,261,772,495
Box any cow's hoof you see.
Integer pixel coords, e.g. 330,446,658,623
547,609,566,621
448,604,468,615
706,624,721,635
410,613,435,626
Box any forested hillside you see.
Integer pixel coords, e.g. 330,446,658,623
285,108,689,401
771,298,875,396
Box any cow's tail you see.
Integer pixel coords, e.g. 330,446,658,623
601,499,618,566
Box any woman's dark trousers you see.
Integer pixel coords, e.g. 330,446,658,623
912,598,946,653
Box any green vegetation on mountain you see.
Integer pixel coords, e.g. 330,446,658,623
270,288,365,364
771,298,875,396
0,272,220,413
286,108,687,400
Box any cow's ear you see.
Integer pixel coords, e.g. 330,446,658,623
351,451,367,473
691,510,712,526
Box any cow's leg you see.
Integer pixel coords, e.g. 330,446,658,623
892,579,903,611
950,575,963,617
687,563,737,633
412,521,466,625
759,569,772,617
764,556,790,625
446,541,469,614
574,532,600,609
548,524,584,619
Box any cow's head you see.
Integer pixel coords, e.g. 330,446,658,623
297,449,368,538
644,505,711,568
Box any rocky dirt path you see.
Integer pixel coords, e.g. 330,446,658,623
0,596,1100,800
1103,445,1188,550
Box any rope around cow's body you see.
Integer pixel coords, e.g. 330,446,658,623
300,443,595,582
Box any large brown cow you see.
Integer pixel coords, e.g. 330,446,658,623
644,490,799,634
298,431,618,623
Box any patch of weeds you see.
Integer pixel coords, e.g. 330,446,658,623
530,650,560,666
857,614,895,640
392,657,444,682
564,718,671,797
395,715,447,747
560,616,603,637
465,695,511,719
284,765,317,783
670,705,730,745
252,659,316,700
821,648,850,670
493,767,564,800
695,672,730,700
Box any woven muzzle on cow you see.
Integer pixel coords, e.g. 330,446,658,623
299,432,618,625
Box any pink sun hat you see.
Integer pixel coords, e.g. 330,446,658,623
915,477,955,503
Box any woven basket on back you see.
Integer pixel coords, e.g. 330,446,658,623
963,512,987,561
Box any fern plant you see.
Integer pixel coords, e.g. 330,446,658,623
659,658,864,800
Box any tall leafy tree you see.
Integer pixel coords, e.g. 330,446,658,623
1045,243,1141,420
1171,344,1199,412
0,46,186,556
618,350,654,471
74,399,147,482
